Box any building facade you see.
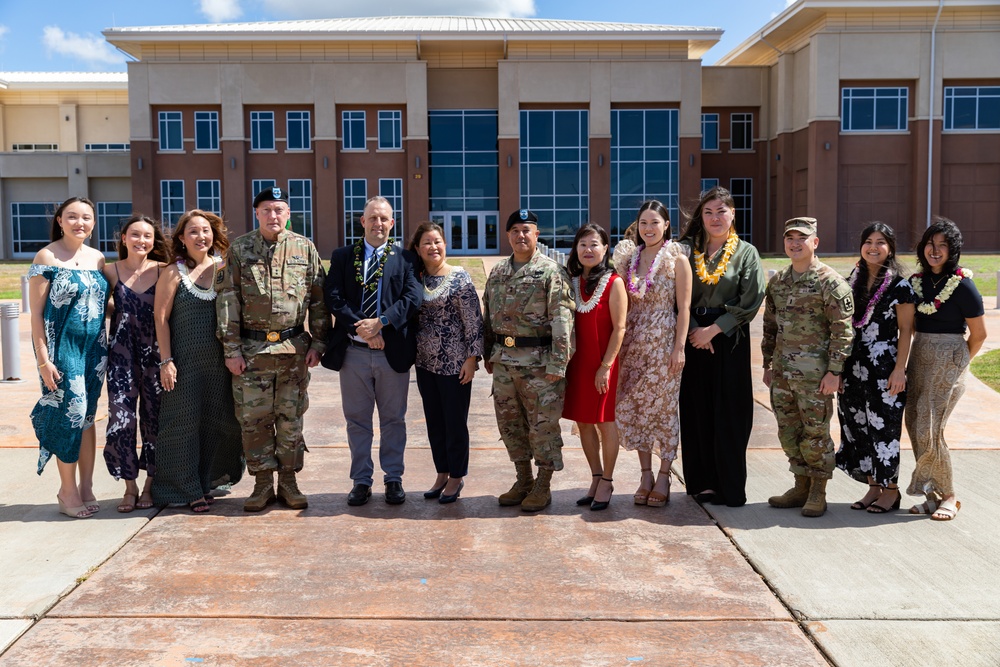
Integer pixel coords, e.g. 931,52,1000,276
1,1,997,260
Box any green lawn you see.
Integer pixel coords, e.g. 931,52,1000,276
971,348,1000,394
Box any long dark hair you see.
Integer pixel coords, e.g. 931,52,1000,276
170,209,231,268
635,199,671,248
567,223,613,293
916,217,963,275
50,197,96,241
852,222,905,316
680,186,736,250
117,214,170,262
407,221,446,276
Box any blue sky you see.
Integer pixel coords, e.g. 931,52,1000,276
0,0,794,72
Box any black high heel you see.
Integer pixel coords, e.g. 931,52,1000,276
576,473,603,506
438,480,465,504
423,480,448,499
590,478,614,511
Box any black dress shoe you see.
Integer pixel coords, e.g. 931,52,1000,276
693,491,716,504
438,480,464,504
424,484,446,500
385,481,406,505
347,483,371,506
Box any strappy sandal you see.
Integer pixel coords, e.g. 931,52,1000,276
57,494,92,519
867,487,901,514
136,481,154,509
189,498,211,513
647,469,671,508
203,494,216,505
117,493,137,513
851,484,881,510
577,473,604,506
634,468,653,505
909,498,941,515
930,499,961,521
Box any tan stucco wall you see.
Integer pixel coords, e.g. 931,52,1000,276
702,67,765,107
427,69,499,110
77,105,132,145
3,106,60,148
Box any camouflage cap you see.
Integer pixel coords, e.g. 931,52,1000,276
784,217,818,236
506,208,538,231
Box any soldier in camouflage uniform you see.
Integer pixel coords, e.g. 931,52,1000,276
762,217,854,517
216,187,330,511
483,209,574,512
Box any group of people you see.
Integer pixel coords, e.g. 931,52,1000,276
28,187,987,522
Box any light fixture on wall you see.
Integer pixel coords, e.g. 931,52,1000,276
323,156,329,169
689,154,695,167
65,115,70,121
507,155,512,168
776,153,781,161
415,156,421,169
74,168,80,174
598,154,604,167
230,157,236,169
824,142,831,151
137,157,143,170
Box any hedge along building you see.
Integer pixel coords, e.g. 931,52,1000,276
0,0,981,260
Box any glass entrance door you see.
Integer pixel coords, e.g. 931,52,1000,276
432,211,499,255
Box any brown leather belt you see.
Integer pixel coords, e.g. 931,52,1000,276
241,325,304,343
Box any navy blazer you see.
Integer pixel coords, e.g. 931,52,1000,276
322,242,423,373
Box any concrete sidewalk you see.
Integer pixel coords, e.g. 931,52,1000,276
1,290,999,665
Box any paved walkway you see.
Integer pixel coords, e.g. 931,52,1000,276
1,284,999,665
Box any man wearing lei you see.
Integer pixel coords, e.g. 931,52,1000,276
216,187,331,511
322,196,422,507
482,209,574,512
762,217,854,518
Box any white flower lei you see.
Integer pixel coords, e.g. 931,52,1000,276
422,268,460,302
177,258,218,301
572,272,613,314
911,268,971,316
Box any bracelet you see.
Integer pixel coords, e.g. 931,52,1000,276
600,361,613,369
38,360,49,368
158,357,174,367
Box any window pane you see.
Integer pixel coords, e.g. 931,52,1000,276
616,110,644,147
979,96,1000,129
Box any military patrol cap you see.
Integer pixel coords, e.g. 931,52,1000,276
252,187,289,209
784,217,818,236
506,208,538,231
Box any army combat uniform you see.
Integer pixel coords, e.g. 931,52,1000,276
216,227,330,477
483,249,574,511
762,257,854,480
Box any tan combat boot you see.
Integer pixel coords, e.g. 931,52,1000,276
768,474,810,508
277,471,308,509
521,468,553,512
801,477,828,517
243,471,276,512
498,461,534,506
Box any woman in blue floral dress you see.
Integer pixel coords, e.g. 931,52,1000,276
835,222,914,514
28,197,109,519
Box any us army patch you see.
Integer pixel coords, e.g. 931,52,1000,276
842,294,854,313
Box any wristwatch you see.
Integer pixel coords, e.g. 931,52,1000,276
379,314,389,327
828,370,841,377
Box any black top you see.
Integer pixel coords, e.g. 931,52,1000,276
914,274,984,334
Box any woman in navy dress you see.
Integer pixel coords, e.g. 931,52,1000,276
28,197,109,519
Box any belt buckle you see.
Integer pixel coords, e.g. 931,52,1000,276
694,307,707,316
504,336,516,348
266,331,280,343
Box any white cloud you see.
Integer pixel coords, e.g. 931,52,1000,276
42,26,122,68
0,25,9,39
200,0,243,23
261,0,535,19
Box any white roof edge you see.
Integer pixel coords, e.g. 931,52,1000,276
717,0,1000,65
0,72,128,89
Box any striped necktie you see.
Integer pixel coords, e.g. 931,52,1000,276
361,251,379,319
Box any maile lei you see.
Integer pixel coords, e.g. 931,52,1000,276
693,229,739,285
625,244,668,298
847,266,892,328
353,237,395,287
911,268,972,315
572,272,613,314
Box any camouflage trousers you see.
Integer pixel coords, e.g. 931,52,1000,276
233,353,310,474
769,372,835,478
492,363,565,471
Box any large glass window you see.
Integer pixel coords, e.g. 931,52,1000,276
729,178,752,240
160,180,185,228
196,180,221,215
730,113,754,151
342,111,366,150
701,113,719,151
344,179,368,243
85,143,129,152
158,111,182,151
379,178,404,239
251,111,275,151
11,202,57,256
944,86,1000,130
428,110,499,214
288,179,313,239
378,110,402,150
287,111,311,150
519,109,589,249
97,202,133,254
194,111,219,151
610,108,679,241
700,178,720,196
842,87,908,132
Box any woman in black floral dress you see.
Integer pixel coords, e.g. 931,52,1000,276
409,222,484,504
835,222,914,513
102,215,170,512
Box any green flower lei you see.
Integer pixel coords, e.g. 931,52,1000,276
353,237,395,288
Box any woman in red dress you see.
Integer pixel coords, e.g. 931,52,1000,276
562,223,627,510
